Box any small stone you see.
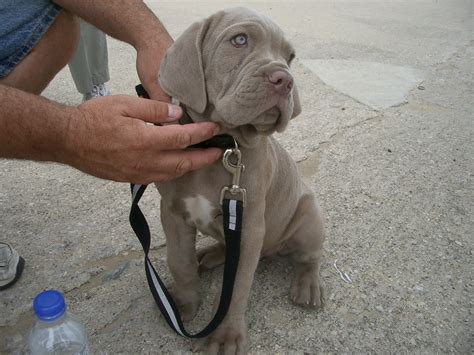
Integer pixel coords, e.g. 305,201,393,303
417,85,425,90
88,266,105,276
454,240,462,246
376,305,384,313
103,261,130,282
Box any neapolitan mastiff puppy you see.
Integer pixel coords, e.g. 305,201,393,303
157,7,325,353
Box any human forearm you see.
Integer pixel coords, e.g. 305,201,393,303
53,0,172,51
0,85,71,162
1,85,221,183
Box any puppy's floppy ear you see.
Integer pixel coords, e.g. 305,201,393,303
291,84,302,118
158,19,211,113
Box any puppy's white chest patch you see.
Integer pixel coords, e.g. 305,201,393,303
183,195,214,227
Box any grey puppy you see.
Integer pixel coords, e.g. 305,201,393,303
157,7,324,354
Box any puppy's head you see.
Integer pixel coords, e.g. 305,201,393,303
159,7,301,138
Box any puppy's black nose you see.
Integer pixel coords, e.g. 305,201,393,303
267,70,294,95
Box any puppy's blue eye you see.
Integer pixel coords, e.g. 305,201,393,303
231,34,248,47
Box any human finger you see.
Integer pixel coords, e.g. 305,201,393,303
126,148,222,185
150,148,223,177
120,96,183,123
147,123,220,150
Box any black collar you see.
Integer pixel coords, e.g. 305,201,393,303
180,105,235,150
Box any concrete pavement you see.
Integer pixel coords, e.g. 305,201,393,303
1,1,472,353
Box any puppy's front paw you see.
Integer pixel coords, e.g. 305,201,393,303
169,287,201,322
197,243,226,272
192,315,248,354
290,263,324,309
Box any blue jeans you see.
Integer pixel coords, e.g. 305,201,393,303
0,0,61,78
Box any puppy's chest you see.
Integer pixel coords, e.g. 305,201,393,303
181,194,224,237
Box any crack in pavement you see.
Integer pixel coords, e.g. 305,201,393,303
297,113,384,180
93,295,147,336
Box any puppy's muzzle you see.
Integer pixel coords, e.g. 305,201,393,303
267,69,294,96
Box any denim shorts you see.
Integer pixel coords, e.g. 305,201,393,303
0,0,61,78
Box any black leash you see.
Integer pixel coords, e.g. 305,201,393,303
128,85,245,337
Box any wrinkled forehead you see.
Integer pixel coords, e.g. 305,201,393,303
219,7,277,28
209,7,294,53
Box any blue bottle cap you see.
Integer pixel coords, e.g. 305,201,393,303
33,290,66,321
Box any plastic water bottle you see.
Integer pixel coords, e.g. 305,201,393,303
28,290,90,354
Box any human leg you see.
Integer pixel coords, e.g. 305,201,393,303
69,20,110,100
0,10,79,289
68,20,109,95
82,21,109,88
0,10,79,94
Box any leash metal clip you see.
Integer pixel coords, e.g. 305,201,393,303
220,139,246,206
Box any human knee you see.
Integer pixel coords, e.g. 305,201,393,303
0,10,79,94
51,11,80,70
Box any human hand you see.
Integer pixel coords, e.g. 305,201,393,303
136,41,172,102
63,95,221,184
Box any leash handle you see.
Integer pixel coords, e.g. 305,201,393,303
129,84,243,338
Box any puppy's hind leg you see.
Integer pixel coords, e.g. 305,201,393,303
161,205,201,322
281,194,325,309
